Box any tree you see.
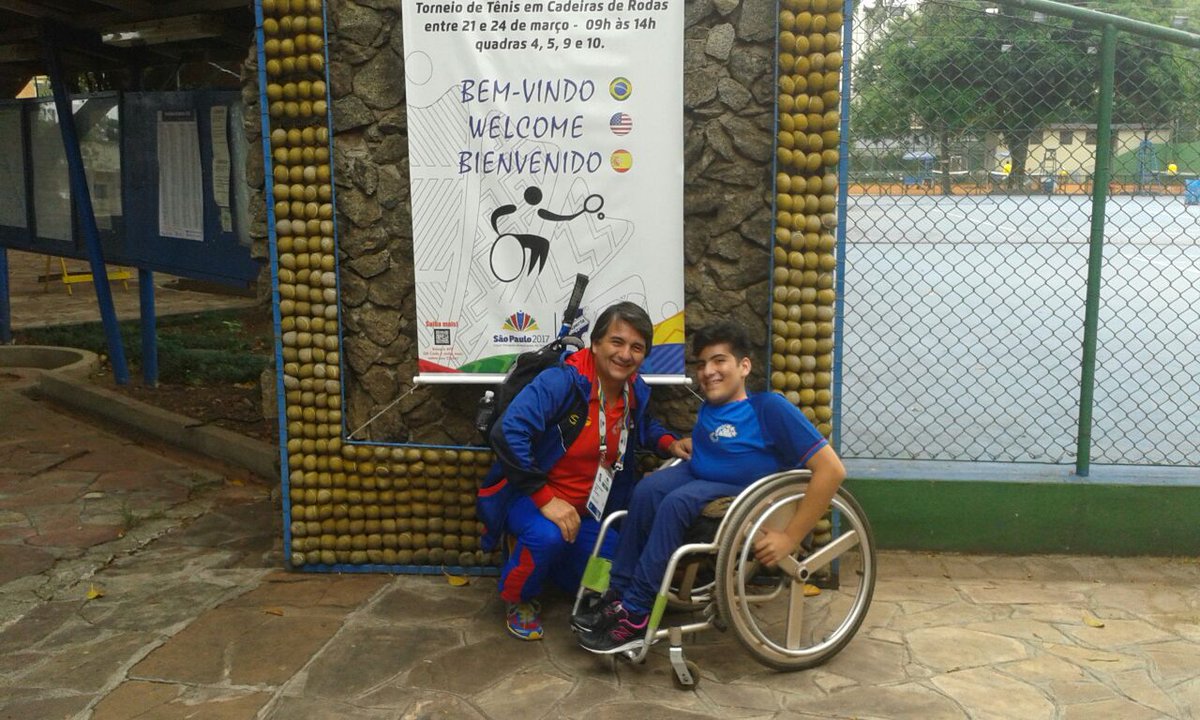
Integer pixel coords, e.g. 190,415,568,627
852,0,1198,189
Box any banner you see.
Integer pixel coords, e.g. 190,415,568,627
401,0,686,378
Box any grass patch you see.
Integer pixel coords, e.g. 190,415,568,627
17,308,271,385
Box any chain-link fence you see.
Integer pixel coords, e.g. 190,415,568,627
839,0,1200,469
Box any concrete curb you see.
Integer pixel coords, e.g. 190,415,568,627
35,372,278,481
0,344,99,377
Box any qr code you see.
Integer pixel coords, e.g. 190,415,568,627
434,328,451,345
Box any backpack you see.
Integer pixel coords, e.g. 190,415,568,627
474,273,589,446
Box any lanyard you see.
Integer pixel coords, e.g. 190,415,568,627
596,382,631,473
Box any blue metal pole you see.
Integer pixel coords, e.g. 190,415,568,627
830,0,854,454
138,268,157,386
42,33,130,384
0,248,11,344
254,0,295,566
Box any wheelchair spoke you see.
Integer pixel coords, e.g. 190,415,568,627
798,529,859,576
784,578,807,649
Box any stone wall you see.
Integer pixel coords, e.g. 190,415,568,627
243,0,783,569
320,0,776,441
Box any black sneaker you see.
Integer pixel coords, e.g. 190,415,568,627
578,602,648,655
570,589,618,634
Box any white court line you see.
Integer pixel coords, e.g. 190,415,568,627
944,209,1020,234
1126,255,1200,278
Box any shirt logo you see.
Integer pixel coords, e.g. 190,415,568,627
710,424,738,442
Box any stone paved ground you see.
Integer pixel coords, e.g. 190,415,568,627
2,384,1200,719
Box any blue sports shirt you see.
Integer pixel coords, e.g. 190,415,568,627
689,392,827,487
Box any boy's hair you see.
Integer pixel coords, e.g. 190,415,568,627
592,301,654,355
691,321,751,360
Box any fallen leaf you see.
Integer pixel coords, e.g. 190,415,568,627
263,607,285,616
444,571,470,587
1082,612,1105,628
86,584,105,600
803,583,821,597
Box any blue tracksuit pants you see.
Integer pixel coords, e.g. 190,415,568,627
499,494,619,604
609,463,745,613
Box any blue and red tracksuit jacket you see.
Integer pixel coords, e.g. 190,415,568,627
477,348,677,551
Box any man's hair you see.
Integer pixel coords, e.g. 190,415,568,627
592,301,654,355
692,321,751,360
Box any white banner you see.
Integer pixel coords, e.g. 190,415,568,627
401,0,686,378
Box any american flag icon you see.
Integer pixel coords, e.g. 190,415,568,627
609,112,633,136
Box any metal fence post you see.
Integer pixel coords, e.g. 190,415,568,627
1075,22,1116,478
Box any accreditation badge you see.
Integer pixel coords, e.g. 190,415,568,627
586,464,614,522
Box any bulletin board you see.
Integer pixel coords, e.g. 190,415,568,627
0,91,257,287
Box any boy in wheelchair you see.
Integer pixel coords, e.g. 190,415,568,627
574,321,847,654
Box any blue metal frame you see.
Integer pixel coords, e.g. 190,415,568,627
305,562,499,577
138,268,157,385
764,0,783,386
830,0,854,454
42,33,131,385
253,0,296,569
0,247,10,344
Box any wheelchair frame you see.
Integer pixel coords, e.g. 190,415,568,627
572,468,877,688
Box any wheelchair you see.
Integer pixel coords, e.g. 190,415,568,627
571,468,876,688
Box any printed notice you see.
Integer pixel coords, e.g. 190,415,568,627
210,106,231,209
402,0,686,378
157,111,203,241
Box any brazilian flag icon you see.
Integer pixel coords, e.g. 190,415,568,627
611,149,633,173
609,77,632,101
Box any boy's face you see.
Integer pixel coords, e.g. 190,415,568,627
695,342,751,406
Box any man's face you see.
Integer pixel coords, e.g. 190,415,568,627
695,342,750,405
592,318,648,390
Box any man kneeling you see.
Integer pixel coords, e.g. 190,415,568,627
575,320,847,654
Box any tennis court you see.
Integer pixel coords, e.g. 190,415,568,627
838,193,1200,470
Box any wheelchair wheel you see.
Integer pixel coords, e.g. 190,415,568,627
713,477,876,671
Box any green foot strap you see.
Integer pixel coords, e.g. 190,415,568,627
581,556,611,593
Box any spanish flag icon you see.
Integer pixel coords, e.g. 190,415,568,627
610,149,633,173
